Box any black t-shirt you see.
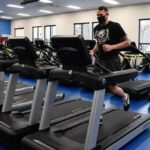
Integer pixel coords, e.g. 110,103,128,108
94,21,126,59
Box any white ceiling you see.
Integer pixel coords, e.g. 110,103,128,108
0,0,150,20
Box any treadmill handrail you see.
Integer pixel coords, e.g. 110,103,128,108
48,68,137,90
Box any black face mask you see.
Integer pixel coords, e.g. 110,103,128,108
97,16,106,25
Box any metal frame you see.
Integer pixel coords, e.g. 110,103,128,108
84,89,105,150
2,73,19,112
0,72,4,105
39,81,58,130
29,79,47,125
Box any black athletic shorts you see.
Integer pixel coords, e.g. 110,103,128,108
98,56,121,72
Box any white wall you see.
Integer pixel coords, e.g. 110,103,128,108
11,10,97,40
109,4,150,45
11,4,150,44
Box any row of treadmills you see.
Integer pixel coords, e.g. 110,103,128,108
0,35,149,150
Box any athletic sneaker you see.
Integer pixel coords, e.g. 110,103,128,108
123,93,130,111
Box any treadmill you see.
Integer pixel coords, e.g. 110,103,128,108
0,37,92,150
0,45,34,97
21,35,150,150
4,38,64,111
118,44,150,98
0,59,35,111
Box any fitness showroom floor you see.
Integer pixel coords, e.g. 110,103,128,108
0,72,150,150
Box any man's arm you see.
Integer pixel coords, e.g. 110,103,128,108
103,36,131,52
90,41,99,56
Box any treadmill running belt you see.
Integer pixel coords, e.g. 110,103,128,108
13,92,34,104
22,108,143,150
0,99,91,150
19,99,91,122
118,80,150,98
51,100,91,123
4,82,32,91
52,109,139,143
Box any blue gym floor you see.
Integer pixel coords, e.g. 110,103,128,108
1,72,150,150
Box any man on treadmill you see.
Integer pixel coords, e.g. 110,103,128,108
90,6,131,111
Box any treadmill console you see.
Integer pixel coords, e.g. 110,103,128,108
8,37,38,66
51,35,92,71
35,40,45,49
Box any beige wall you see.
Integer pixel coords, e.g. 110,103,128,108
11,4,150,45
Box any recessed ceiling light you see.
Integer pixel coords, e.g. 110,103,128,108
39,0,53,3
39,9,53,13
103,0,120,5
0,11,3,13
7,4,24,9
1,16,12,19
17,13,31,17
66,5,81,10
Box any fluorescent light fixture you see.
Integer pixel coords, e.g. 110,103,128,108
39,0,53,3
39,9,53,13
66,5,81,10
0,11,3,13
7,4,24,9
1,16,12,19
17,13,31,17
103,0,120,5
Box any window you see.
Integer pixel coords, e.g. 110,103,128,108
32,26,43,42
139,19,150,52
39,26,43,39
14,28,24,37
74,23,89,39
92,22,98,39
44,25,56,44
